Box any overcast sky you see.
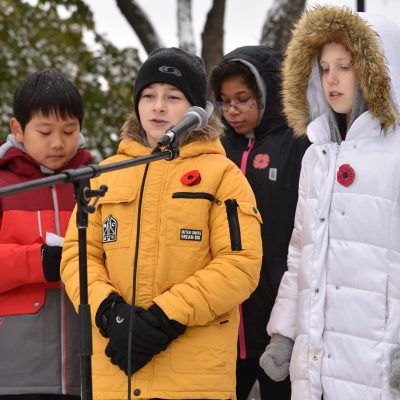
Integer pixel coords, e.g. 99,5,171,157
83,0,400,60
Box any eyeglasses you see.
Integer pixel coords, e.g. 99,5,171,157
215,99,257,113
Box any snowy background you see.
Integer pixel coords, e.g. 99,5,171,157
83,0,400,60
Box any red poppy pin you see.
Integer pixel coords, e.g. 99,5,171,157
253,154,270,170
181,170,201,186
337,164,355,187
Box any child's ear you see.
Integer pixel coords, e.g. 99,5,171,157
10,118,24,143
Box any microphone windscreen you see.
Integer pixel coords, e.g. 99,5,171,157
186,106,208,128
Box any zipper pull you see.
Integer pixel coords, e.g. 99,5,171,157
247,137,254,150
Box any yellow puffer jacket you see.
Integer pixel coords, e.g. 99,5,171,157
61,115,262,400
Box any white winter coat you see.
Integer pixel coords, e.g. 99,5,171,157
267,8,400,400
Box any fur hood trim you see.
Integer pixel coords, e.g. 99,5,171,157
283,6,399,136
120,113,224,146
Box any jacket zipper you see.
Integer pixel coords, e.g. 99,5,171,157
225,199,242,251
238,303,246,359
128,162,150,389
51,185,61,237
51,185,67,395
172,192,221,204
37,210,43,239
240,137,255,174
238,137,255,359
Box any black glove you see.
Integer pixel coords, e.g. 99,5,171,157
142,303,186,341
95,294,170,375
41,244,62,282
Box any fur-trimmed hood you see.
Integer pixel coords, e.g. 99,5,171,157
283,6,400,136
120,112,224,147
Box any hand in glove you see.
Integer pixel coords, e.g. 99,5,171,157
140,303,186,341
259,334,294,382
95,294,170,375
389,349,400,391
41,244,62,282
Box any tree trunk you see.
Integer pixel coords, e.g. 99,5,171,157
116,0,163,56
201,0,225,75
177,0,196,54
260,0,305,53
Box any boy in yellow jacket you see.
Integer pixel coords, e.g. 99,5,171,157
61,47,262,399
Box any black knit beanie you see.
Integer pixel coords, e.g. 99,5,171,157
133,47,207,118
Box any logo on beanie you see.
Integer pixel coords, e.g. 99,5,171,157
159,66,182,77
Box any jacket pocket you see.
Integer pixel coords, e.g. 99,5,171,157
166,191,220,248
225,199,241,251
172,191,221,203
0,290,61,379
225,200,263,251
96,186,137,250
0,282,58,316
169,309,238,374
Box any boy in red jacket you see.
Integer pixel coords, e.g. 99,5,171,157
0,69,92,400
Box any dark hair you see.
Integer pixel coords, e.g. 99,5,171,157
209,61,262,104
13,69,84,130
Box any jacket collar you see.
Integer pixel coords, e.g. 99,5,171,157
0,140,92,178
308,111,383,144
117,136,226,159
117,113,226,158
120,113,224,147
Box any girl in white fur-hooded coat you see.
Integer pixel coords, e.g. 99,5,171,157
259,6,400,400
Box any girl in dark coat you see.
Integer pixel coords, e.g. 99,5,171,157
210,46,310,400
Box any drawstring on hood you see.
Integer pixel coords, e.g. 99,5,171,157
327,81,368,143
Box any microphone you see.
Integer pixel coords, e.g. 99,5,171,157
156,105,208,146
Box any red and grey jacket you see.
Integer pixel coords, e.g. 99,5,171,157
0,140,92,395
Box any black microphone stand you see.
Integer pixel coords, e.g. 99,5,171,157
0,145,179,400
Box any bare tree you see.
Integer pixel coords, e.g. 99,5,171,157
177,0,196,53
116,0,306,69
201,0,225,75
116,0,163,55
260,0,306,52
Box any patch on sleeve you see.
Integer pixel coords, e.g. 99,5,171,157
180,229,202,241
103,215,118,243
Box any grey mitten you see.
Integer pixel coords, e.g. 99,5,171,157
259,334,294,382
389,350,400,391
